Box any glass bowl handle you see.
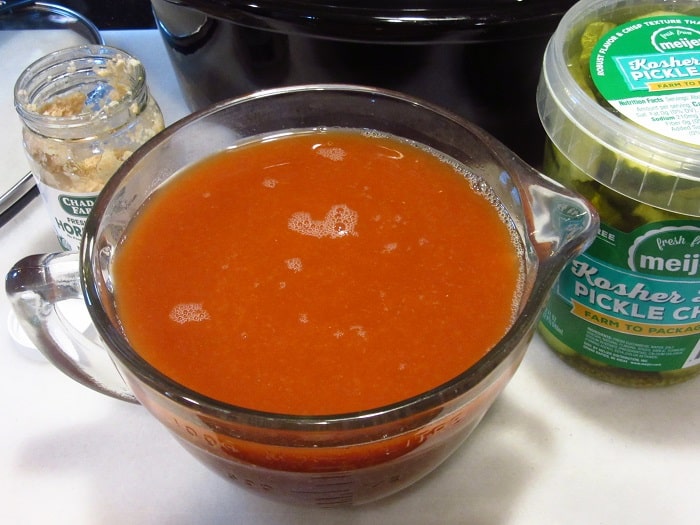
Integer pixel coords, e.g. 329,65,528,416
5,251,137,402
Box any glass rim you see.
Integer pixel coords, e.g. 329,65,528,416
14,44,147,134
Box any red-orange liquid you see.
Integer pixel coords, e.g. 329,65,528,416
113,130,522,415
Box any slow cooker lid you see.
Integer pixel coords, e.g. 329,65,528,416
163,0,578,42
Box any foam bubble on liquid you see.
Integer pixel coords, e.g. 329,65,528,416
285,257,303,272
288,204,358,239
262,178,278,188
349,325,367,339
315,146,346,161
169,303,211,324
382,242,398,254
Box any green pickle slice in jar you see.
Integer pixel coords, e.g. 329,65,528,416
542,142,700,388
540,6,700,387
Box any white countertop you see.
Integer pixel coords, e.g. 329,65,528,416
1,29,698,525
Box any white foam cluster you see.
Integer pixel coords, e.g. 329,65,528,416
285,257,303,272
349,325,367,339
169,303,211,324
315,146,346,161
262,178,278,188
288,204,358,239
382,242,398,254
329,325,368,340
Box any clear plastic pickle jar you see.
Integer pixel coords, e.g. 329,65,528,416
14,45,164,251
537,0,700,387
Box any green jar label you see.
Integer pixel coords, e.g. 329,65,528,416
591,15,700,145
37,181,98,252
58,194,97,217
541,220,700,372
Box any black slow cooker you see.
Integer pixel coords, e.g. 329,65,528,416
150,0,576,165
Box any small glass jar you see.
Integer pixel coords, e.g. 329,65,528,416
15,45,165,251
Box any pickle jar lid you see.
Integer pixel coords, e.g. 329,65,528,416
537,0,700,216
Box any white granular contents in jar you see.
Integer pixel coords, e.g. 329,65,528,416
23,54,164,193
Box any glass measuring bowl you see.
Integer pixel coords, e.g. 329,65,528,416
6,85,597,506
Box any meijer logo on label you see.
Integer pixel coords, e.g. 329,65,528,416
628,226,700,277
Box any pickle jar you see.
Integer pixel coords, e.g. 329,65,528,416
536,0,700,387
14,45,165,251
